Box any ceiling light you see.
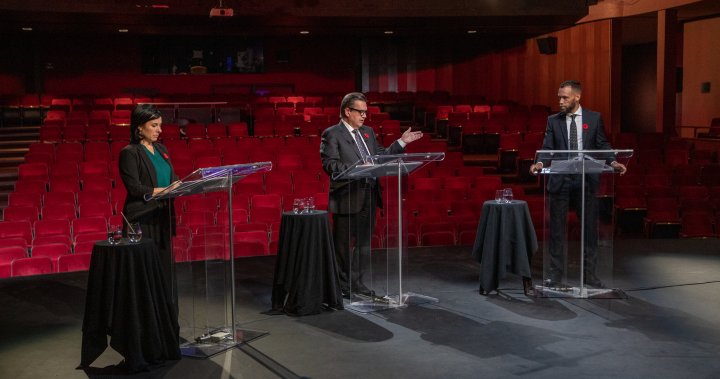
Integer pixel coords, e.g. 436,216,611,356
118,29,129,33
22,27,33,31
467,30,477,34
299,30,310,35
384,30,394,35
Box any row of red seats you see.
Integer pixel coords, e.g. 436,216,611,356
435,104,550,119
38,122,253,143
0,249,91,278
37,116,403,142
618,165,720,188
0,217,119,253
2,90,492,110
3,95,150,111
5,92,558,129
27,135,324,167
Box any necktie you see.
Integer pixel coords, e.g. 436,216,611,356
353,129,372,164
568,114,578,151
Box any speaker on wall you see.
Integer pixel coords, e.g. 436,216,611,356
536,37,558,55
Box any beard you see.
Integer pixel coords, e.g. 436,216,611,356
560,100,578,114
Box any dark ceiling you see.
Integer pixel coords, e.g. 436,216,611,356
1,0,718,40
0,0,593,38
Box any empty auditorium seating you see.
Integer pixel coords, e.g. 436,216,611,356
0,221,33,248
11,256,53,277
0,246,27,278
57,253,92,272
8,90,720,278
31,243,71,271
3,206,39,223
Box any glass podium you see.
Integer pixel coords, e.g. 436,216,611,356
534,149,633,298
333,152,445,313
149,162,272,358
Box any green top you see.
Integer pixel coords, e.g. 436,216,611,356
142,144,172,187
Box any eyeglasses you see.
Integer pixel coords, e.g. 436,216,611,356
349,107,368,116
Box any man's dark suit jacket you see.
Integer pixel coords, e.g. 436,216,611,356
118,142,178,224
537,109,614,193
320,122,404,214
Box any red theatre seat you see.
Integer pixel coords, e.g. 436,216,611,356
3,206,40,223
11,256,53,277
58,253,92,272
31,243,71,271
0,246,28,278
0,221,33,248
72,217,108,241
232,240,270,258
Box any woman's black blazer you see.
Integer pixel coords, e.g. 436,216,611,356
118,142,178,223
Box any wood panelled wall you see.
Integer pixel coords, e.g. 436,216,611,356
465,20,612,119
365,20,614,128
681,17,720,127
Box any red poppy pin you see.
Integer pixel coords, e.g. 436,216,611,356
583,123,589,130
162,153,169,159
363,133,369,139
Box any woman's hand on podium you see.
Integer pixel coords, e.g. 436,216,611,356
167,180,183,191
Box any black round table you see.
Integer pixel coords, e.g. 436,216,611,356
81,239,180,372
471,200,538,294
271,211,343,316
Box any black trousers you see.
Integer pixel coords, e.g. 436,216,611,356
548,176,599,277
332,187,376,291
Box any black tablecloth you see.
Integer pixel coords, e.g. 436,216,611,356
471,200,538,293
271,211,343,316
81,239,180,371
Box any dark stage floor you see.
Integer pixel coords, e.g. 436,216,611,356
1,240,720,379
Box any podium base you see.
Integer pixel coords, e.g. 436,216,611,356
534,284,626,299
180,326,268,358
345,292,439,314
403,291,439,305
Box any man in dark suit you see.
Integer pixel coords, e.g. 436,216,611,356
529,80,627,288
320,92,423,298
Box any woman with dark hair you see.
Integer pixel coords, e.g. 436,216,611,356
118,104,182,365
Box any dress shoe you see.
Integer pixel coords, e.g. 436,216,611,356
522,277,535,297
584,272,604,288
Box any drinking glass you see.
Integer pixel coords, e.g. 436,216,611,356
108,225,123,244
293,198,303,214
495,190,504,203
128,222,143,243
305,197,315,213
503,188,513,203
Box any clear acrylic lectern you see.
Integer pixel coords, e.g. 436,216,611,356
534,149,633,298
333,152,444,313
149,162,272,358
